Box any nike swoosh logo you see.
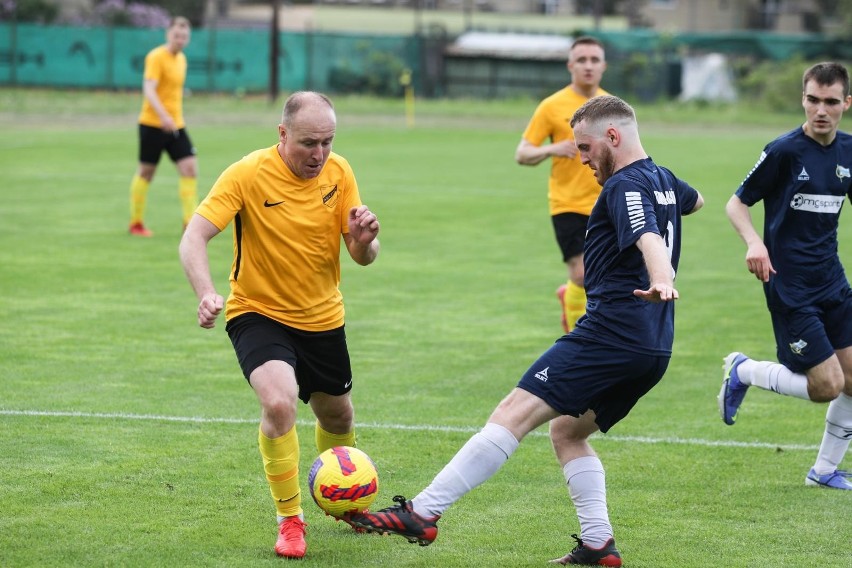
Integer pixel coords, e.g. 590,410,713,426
264,200,285,207
344,380,352,389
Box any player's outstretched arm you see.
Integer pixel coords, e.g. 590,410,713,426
633,232,678,303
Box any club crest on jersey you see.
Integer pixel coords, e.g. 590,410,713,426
320,184,339,208
837,165,850,181
789,339,808,356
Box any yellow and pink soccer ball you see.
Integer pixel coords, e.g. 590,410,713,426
308,446,379,516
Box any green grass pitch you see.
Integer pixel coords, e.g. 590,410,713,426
0,89,850,567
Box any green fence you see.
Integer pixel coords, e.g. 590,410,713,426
0,23,420,95
3,23,851,100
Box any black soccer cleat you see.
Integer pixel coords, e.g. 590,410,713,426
550,533,622,566
348,495,439,546
328,510,367,533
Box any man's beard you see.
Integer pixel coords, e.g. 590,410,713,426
597,146,616,184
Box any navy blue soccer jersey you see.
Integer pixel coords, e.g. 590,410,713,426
736,128,852,308
571,157,699,356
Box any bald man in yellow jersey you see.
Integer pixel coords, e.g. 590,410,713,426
179,92,380,559
515,36,608,333
128,16,198,237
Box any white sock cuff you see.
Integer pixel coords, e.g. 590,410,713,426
563,455,604,482
481,422,520,458
827,392,852,431
834,392,852,410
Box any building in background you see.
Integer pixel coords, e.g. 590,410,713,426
638,0,821,34
39,1,837,35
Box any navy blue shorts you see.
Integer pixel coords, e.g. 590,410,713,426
138,124,195,165
551,212,589,262
517,336,670,433
771,289,852,373
225,312,352,403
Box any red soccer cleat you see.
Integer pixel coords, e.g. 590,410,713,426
275,516,307,559
128,222,153,237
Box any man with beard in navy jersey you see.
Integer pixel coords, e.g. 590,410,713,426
347,95,703,566
719,62,852,491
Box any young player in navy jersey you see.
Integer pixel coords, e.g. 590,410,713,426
719,62,852,491
347,95,703,566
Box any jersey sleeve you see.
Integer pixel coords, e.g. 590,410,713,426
674,176,700,214
607,179,659,251
521,101,551,146
736,144,783,206
143,49,162,83
196,160,248,230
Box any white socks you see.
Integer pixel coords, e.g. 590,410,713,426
737,359,810,400
813,393,852,475
412,422,519,518
563,455,612,548
737,359,851,476
411,424,614,550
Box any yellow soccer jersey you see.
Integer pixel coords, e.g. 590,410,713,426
196,146,361,332
138,45,186,129
522,86,608,216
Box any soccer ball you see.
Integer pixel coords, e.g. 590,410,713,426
307,446,379,516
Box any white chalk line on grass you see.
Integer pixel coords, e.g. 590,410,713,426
0,408,819,451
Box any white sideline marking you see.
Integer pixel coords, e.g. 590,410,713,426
0,408,819,451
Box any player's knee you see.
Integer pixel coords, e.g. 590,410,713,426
317,415,353,436
262,396,297,426
809,375,844,402
315,400,354,432
177,157,197,178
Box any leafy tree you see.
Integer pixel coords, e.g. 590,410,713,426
0,0,60,23
133,0,206,26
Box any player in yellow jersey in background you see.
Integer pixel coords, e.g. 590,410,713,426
515,36,608,333
179,92,380,559
128,16,198,237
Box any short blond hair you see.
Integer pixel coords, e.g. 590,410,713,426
570,95,635,129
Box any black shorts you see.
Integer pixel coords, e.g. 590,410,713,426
518,336,670,433
225,312,353,403
770,289,852,373
551,212,589,262
138,124,195,165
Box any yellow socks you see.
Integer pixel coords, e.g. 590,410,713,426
259,427,301,518
129,174,150,224
131,175,197,228
564,281,587,331
315,421,356,453
178,176,198,225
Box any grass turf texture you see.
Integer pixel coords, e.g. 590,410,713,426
1,89,850,567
